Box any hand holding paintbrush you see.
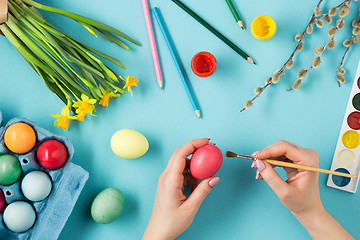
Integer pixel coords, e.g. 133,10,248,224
227,141,354,239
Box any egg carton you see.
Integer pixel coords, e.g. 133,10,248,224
0,110,89,240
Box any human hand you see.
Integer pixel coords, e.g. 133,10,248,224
251,140,354,239
142,138,220,240
251,140,323,217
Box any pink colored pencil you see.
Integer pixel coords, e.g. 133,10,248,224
142,0,163,90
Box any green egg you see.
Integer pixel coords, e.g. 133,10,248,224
91,187,124,224
0,155,22,185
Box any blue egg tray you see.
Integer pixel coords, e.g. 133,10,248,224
0,110,89,240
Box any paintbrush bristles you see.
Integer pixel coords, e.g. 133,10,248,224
226,151,238,158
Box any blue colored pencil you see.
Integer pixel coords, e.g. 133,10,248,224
152,7,201,118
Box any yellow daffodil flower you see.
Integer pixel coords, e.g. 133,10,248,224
121,76,139,96
51,106,77,130
73,94,97,122
99,85,120,107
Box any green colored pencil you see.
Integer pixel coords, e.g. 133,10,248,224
171,0,254,64
225,0,245,29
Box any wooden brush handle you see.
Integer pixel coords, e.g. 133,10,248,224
265,159,358,179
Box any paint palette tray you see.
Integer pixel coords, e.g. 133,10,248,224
327,61,360,193
0,110,89,240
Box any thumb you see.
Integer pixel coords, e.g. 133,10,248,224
254,159,290,198
184,177,220,211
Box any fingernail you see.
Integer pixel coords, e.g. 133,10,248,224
255,170,261,180
209,177,220,188
209,142,216,146
255,159,266,172
251,161,256,168
252,151,260,157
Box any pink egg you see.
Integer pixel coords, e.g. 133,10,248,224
190,145,223,180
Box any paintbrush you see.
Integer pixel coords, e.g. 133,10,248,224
226,151,358,179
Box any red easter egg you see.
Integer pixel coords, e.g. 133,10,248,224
0,189,5,212
190,145,223,180
36,140,68,170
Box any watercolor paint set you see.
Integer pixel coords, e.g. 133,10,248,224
327,60,360,193
0,110,89,240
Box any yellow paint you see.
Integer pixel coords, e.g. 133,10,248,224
342,130,360,149
251,15,276,41
337,149,356,168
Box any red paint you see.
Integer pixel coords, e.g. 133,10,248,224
190,144,223,180
36,140,68,170
347,111,360,130
357,77,360,89
0,189,5,212
191,52,217,78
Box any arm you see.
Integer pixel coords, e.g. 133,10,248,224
143,138,220,240
252,140,354,240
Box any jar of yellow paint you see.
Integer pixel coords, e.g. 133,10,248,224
250,15,276,41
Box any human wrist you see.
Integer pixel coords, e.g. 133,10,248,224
292,204,327,225
143,218,174,240
292,205,332,238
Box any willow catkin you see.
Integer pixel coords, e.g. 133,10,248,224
343,39,352,47
338,68,346,75
328,26,337,37
328,39,336,49
314,6,322,17
297,69,308,79
313,46,324,55
285,59,294,69
244,101,253,109
292,80,302,90
337,74,345,84
353,35,360,44
339,5,350,18
329,7,338,17
353,27,360,35
312,57,321,68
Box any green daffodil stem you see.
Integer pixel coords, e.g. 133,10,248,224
0,23,56,77
6,21,84,101
23,9,127,70
21,21,100,93
20,0,141,46
33,65,73,107
13,0,126,72
6,14,91,96
90,26,131,51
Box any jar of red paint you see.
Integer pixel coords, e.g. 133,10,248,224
191,52,217,78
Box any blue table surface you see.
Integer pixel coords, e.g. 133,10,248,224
1,0,360,239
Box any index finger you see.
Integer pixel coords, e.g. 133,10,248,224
167,138,210,174
253,140,318,167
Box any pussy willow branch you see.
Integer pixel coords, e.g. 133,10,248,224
240,0,324,112
286,0,351,91
337,46,350,86
240,0,353,112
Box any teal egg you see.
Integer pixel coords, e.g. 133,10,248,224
0,155,22,185
91,188,124,224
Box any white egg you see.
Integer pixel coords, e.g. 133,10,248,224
3,201,36,232
21,171,52,201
